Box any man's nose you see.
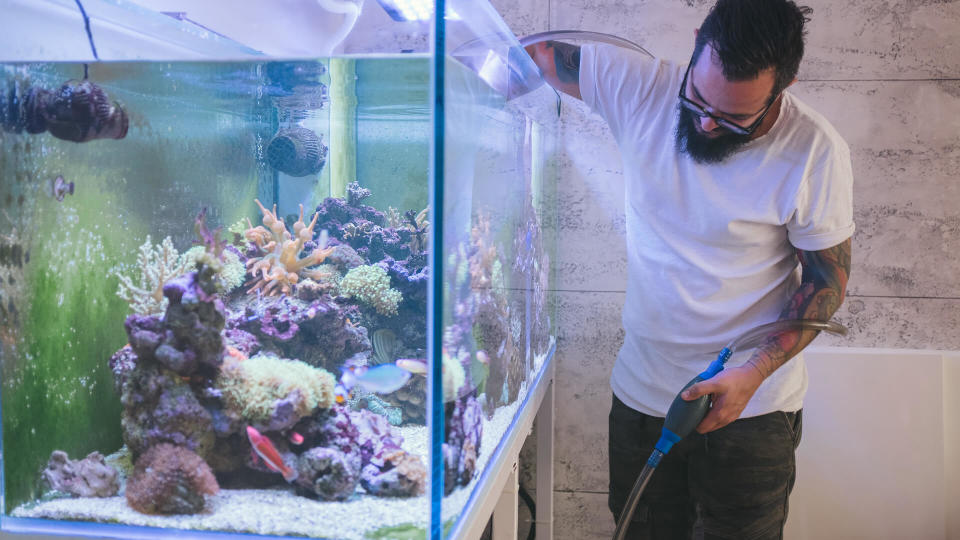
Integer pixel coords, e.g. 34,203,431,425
699,115,720,132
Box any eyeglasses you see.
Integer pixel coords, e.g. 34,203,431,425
678,62,776,136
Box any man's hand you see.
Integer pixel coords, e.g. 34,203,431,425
680,365,766,433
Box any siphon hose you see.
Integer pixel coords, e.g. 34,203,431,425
518,30,653,58
612,450,663,540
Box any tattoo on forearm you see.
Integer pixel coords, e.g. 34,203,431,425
547,41,581,84
747,238,852,379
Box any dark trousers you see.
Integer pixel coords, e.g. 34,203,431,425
608,394,802,540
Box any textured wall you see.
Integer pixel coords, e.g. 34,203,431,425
490,0,960,538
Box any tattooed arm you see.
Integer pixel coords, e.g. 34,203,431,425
524,41,582,99
745,238,852,379
682,238,852,433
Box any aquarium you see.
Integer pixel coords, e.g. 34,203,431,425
0,0,559,538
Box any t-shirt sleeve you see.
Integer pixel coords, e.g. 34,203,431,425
579,44,663,140
786,141,856,251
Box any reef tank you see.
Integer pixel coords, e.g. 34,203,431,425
0,0,558,538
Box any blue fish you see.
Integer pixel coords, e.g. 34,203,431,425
338,364,411,398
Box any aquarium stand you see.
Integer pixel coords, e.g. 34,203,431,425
455,360,555,540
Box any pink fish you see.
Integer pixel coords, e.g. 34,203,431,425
288,431,304,445
246,426,298,482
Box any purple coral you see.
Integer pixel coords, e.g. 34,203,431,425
120,365,216,460
313,182,412,263
443,395,483,494
42,450,120,498
232,294,369,370
160,266,226,373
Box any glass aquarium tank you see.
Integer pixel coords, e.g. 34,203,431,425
0,0,559,538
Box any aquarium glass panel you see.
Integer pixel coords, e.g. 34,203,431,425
438,0,559,536
0,53,433,539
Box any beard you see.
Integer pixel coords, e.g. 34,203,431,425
674,104,753,164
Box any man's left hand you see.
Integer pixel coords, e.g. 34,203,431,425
680,365,766,433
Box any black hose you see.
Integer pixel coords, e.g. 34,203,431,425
518,484,536,540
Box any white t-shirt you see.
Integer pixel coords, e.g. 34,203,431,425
580,44,855,418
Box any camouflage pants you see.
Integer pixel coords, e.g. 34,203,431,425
608,394,802,540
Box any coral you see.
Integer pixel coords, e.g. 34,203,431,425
223,327,260,358
313,182,413,262
108,344,137,395
360,449,426,497
115,235,190,316
443,351,466,403
227,219,249,246
233,294,369,370
348,389,404,426
216,353,335,430
120,264,225,379
192,207,227,261
244,200,335,296
125,443,219,515
296,447,359,501
119,363,216,461
42,450,119,498
442,395,483,495
385,375,425,424
181,245,245,293
327,243,365,271
160,266,227,373
294,405,403,471
339,264,403,316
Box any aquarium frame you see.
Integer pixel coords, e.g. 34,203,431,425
428,0,447,538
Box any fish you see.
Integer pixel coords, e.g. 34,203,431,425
288,431,304,445
395,358,427,376
49,176,74,202
371,328,397,365
338,363,411,397
245,426,298,482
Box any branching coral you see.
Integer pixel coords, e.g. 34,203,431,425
216,353,336,429
339,264,403,316
115,236,190,316
244,200,335,296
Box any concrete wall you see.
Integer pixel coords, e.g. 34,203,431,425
489,0,960,538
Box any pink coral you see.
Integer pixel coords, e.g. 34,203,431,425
245,200,335,296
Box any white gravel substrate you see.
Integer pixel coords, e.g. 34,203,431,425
12,344,553,539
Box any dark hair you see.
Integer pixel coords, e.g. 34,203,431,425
692,0,812,98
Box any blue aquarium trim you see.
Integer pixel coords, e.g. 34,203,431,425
445,340,557,540
428,0,447,538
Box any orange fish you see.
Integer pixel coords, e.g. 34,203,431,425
246,426,298,482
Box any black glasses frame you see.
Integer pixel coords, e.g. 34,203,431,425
678,62,777,136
